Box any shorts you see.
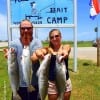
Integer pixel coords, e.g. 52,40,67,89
48,78,72,94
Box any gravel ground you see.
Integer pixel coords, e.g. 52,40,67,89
70,47,97,62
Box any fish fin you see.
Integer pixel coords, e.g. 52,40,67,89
27,85,35,92
13,93,22,100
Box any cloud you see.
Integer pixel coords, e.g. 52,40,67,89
0,13,7,41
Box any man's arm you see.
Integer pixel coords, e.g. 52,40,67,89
31,47,48,62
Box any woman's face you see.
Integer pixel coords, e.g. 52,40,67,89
50,30,61,48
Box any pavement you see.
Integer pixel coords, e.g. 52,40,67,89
70,47,97,62
0,42,8,47
0,42,97,62
0,42,8,51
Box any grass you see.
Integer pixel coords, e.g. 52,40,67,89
69,59,100,100
0,40,99,100
0,50,100,100
42,41,93,47
0,51,12,99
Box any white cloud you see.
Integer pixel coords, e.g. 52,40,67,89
0,13,7,41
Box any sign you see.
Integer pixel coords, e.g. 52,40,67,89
10,0,74,25
8,0,77,72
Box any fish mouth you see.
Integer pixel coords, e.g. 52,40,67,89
56,55,64,63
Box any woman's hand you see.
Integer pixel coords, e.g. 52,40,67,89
57,45,71,61
57,50,68,62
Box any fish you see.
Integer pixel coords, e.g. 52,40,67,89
21,46,35,92
8,48,21,100
37,54,66,100
55,55,66,100
37,54,51,100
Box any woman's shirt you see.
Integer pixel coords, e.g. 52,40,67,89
48,45,70,81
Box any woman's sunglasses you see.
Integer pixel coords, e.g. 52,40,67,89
50,35,60,39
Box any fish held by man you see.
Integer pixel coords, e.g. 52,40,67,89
21,46,35,92
8,48,21,100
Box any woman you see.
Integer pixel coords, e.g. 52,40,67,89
31,29,72,100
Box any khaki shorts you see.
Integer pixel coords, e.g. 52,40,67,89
48,78,72,94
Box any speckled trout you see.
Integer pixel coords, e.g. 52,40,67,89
56,55,66,100
21,46,35,92
8,48,21,100
37,54,51,100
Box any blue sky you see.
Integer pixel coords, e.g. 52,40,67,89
0,0,100,41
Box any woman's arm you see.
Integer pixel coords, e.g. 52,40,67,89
63,44,71,55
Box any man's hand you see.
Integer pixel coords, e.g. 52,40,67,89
3,48,15,59
31,48,48,62
3,48,8,59
35,49,45,60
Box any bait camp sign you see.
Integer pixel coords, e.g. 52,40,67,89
8,0,74,26
7,0,77,72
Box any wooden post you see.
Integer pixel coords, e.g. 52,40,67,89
97,39,100,66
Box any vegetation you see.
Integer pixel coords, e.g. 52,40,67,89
0,51,12,99
69,59,100,100
0,41,98,99
42,41,93,47
0,50,100,100
0,41,93,50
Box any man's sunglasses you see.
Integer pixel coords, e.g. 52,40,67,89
50,35,60,39
20,27,33,30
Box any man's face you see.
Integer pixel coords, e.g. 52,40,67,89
20,20,33,46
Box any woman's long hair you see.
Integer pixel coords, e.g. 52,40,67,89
49,29,61,49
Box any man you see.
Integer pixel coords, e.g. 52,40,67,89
4,19,42,100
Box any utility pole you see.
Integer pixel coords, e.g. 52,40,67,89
95,27,100,66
